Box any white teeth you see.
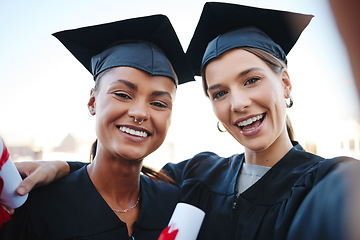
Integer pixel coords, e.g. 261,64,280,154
119,126,148,137
238,114,264,127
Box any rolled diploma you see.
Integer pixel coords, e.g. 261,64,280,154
0,137,28,208
167,203,205,240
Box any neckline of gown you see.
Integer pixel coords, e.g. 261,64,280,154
238,143,324,205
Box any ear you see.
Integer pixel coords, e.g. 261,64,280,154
281,69,292,98
88,88,96,116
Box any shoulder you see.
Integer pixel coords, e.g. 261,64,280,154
163,151,243,181
185,151,243,178
313,155,359,183
28,165,88,200
140,174,180,195
5,166,110,239
289,145,359,185
174,151,242,174
291,151,360,190
22,165,92,220
164,152,243,196
285,144,347,178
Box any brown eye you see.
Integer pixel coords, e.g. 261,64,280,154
114,92,131,99
151,101,167,108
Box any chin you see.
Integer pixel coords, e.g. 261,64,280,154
243,139,272,153
117,150,146,162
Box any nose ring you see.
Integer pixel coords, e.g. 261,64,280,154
134,118,144,125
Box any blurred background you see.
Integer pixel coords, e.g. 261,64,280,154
0,0,359,170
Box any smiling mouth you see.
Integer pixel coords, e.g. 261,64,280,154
118,126,149,138
237,113,265,131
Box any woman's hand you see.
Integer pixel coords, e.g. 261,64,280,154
15,161,70,196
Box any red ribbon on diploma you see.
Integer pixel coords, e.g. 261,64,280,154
0,142,9,166
158,226,179,240
0,142,11,228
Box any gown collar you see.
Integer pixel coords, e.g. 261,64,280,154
240,142,324,205
80,166,178,231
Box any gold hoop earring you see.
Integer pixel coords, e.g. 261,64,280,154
217,121,226,132
286,95,293,108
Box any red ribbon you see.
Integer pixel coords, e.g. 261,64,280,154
0,141,11,228
0,177,12,228
0,142,9,169
158,226,179,240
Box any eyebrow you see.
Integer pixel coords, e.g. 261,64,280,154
152,91,173,100
239,67,262,77
110,79,137,90
207,67,262,91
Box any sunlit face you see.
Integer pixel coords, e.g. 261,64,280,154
205,49,291,153
88,66,176,161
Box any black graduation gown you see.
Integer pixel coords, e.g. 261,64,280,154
162,143,358,240
0,165,180,240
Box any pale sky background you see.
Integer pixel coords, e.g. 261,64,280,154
0,0,359,169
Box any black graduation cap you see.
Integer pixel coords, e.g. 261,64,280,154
53,14,195,84
186,2,314,76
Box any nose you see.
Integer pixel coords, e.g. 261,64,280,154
230,90,251,113
128,101,149,124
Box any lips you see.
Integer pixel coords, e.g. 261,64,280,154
116,125,151,138
237,113,265,131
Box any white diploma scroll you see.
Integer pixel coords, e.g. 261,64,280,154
0,137,28,208
167,203,205,240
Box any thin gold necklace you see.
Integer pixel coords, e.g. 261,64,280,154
112,194,140,213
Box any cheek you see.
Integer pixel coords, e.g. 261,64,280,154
97,100,117,120
160,117,171,135
271,88,287,111
263,87,287,123
257,83,281,106
96,98,127,129
211,101,228,121
94,106,113,135
153,112,172,135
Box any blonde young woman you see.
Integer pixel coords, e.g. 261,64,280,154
164,2,359,239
